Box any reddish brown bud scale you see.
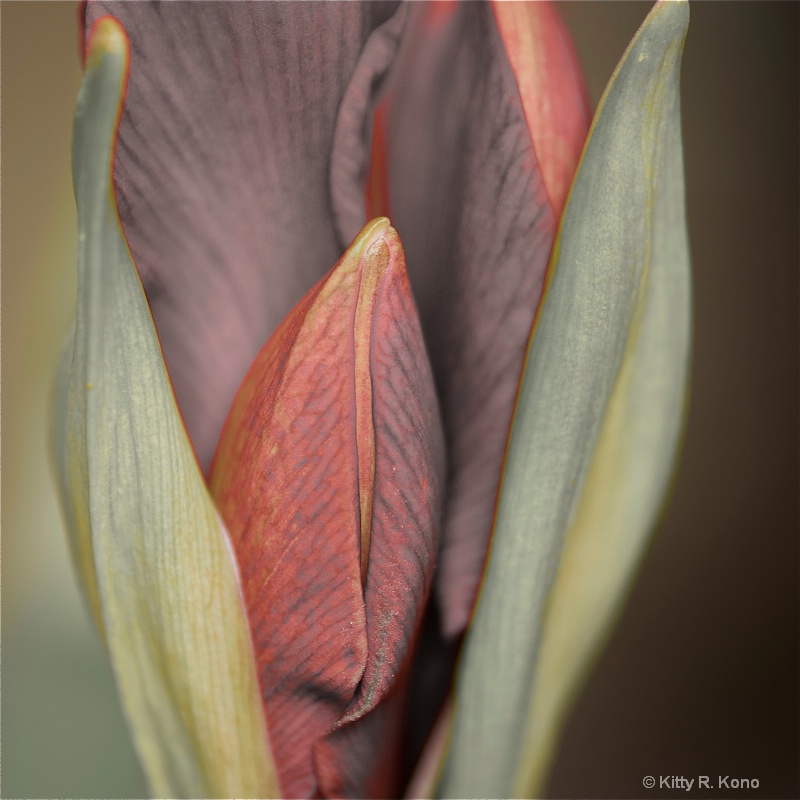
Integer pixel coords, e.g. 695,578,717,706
354,235,388,584
209,238,368,796
210,219,444,798
315,223,445,797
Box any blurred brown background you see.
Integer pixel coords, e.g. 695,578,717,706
2,2,797,798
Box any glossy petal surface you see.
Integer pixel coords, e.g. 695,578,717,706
439,2,691,796
53,19,276,798
210,219,445,799
373,1,588,636
84,1,400,470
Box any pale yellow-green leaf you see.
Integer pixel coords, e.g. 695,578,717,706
54,319,105,635
438,2,691,797
52,19,278,798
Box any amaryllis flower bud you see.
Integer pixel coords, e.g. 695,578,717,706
54,2,691,798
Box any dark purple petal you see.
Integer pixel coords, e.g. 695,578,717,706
330,4,408,245
376,1,560,637
85,0,400,470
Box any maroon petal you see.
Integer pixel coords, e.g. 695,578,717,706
376,1,587,637
84,1,401,470
209,220,445,798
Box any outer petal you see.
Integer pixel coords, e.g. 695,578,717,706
53,20,276,797
210,220,445,798
84,1,401,471
439,2,691,796
369,1,589,637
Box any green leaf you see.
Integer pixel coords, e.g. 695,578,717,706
438,2,691,796
52,19,277,798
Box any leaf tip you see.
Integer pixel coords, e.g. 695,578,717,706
86,15,128,70
651,0,690,41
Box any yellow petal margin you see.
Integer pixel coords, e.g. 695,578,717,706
52,18,277,798
438,2,691,797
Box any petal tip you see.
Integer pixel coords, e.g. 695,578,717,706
359,215,391,243
356,217,407,286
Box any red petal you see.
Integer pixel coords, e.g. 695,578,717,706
210,219,444,798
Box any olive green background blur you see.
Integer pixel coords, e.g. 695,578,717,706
2,2,797,798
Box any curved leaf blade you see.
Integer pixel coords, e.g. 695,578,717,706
439,2,691,796
53,18,277,798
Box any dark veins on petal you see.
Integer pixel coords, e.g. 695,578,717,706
209,222,444,799
378,2,558,638
330,2,558,639
209,253,372,797
84,0,400,470
314,229,445,799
